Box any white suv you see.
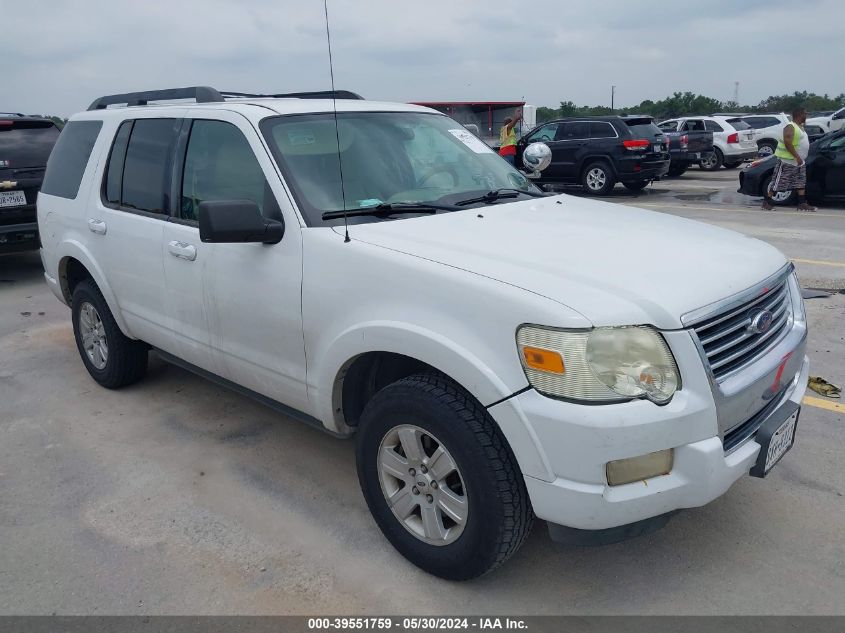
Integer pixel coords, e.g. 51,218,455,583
807,106,845,133
659,115,758,170
740,113,791,156
38,87,809,580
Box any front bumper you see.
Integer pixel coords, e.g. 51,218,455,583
489,329,809,532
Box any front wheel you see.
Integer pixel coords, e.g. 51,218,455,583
581,162,615,195
623,180,649,191
356,373,533,580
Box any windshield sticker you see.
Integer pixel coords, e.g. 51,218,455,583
357,198,382,208
448,129,494,154
286,130,316,146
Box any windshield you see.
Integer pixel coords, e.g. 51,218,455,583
260,111,539,226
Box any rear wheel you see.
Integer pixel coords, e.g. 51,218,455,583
622,180,649,191
356,373,533,580
758,141,777,157
71,279,148,388
762,175,798,206
667,164,688,177
699,148,723,171
581,161,615,195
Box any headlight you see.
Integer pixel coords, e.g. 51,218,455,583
516,325,680,404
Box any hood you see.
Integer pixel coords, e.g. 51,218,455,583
345,195,787,329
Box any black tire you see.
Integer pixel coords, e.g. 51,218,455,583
761,175,798,206
723,162,741,169
667,164,688,177
356,373,533,580
71,278,148,389
699,148,723,171
622,180,649,191
581,161,615,195
757,141,777,157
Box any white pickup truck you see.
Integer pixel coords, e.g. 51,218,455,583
38,87,809,580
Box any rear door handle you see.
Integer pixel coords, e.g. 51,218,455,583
87,219,107,235
167,240,197,261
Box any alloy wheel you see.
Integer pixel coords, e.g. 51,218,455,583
586,167,607,191
377,424,468,546
79,301,108,370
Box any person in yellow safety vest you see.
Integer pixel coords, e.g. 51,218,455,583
762,107,816,212
498,108,523,165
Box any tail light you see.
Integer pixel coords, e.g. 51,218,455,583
680,134,689,149
727,132,739,144
623,139,650,151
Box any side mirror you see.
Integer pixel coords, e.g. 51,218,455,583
198,200,284,244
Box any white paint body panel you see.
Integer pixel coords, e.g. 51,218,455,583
39,97,808,532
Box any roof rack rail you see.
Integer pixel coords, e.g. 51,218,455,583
220,90,364,100
88,86,224,111
87,87,364,111
0,112,25,117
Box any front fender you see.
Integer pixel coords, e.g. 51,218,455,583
311,321,553,481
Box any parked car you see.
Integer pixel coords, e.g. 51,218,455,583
738,128,845,205
739,113,790,156
39,86,809,580
514,115,670,195
0,115,60,253
805,124,828,144
657,121,714,177
658,116,757,170
807,106,845,133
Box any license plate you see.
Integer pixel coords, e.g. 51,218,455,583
764,411,797,473
654,144,662,153
0,190,26,208
750,406,799,477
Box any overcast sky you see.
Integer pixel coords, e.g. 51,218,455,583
3,0,843,117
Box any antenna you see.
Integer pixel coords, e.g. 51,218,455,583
323,0,349,243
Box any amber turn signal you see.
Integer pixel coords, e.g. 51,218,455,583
522,346,565,374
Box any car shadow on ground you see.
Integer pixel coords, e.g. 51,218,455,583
0,251,44,286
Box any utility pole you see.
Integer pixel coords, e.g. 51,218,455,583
733,81,739,106
611,85,616,111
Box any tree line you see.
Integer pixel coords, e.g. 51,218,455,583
536,91,845,123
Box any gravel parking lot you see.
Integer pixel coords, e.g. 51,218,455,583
1,169,843,615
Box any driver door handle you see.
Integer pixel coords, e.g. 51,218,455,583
168,240,197,261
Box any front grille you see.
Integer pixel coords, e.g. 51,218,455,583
691,278,792,381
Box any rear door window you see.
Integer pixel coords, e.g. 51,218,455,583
120,119,181,214
589,122,616,139
0,120,60,170
681,120,705,132
725,118,750,131
40,120,102,200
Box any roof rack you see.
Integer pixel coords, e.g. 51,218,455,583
0,112,25,117
87,86,364,111
221,90,364,101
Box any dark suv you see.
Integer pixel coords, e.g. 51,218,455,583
516,116,669,195
0,115,61,253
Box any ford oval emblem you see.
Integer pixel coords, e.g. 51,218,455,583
749,310,774,334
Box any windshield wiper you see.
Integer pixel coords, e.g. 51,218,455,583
454,188,547,206
321,202,458,221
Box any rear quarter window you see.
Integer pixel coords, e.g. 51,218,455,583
41,120,103,199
